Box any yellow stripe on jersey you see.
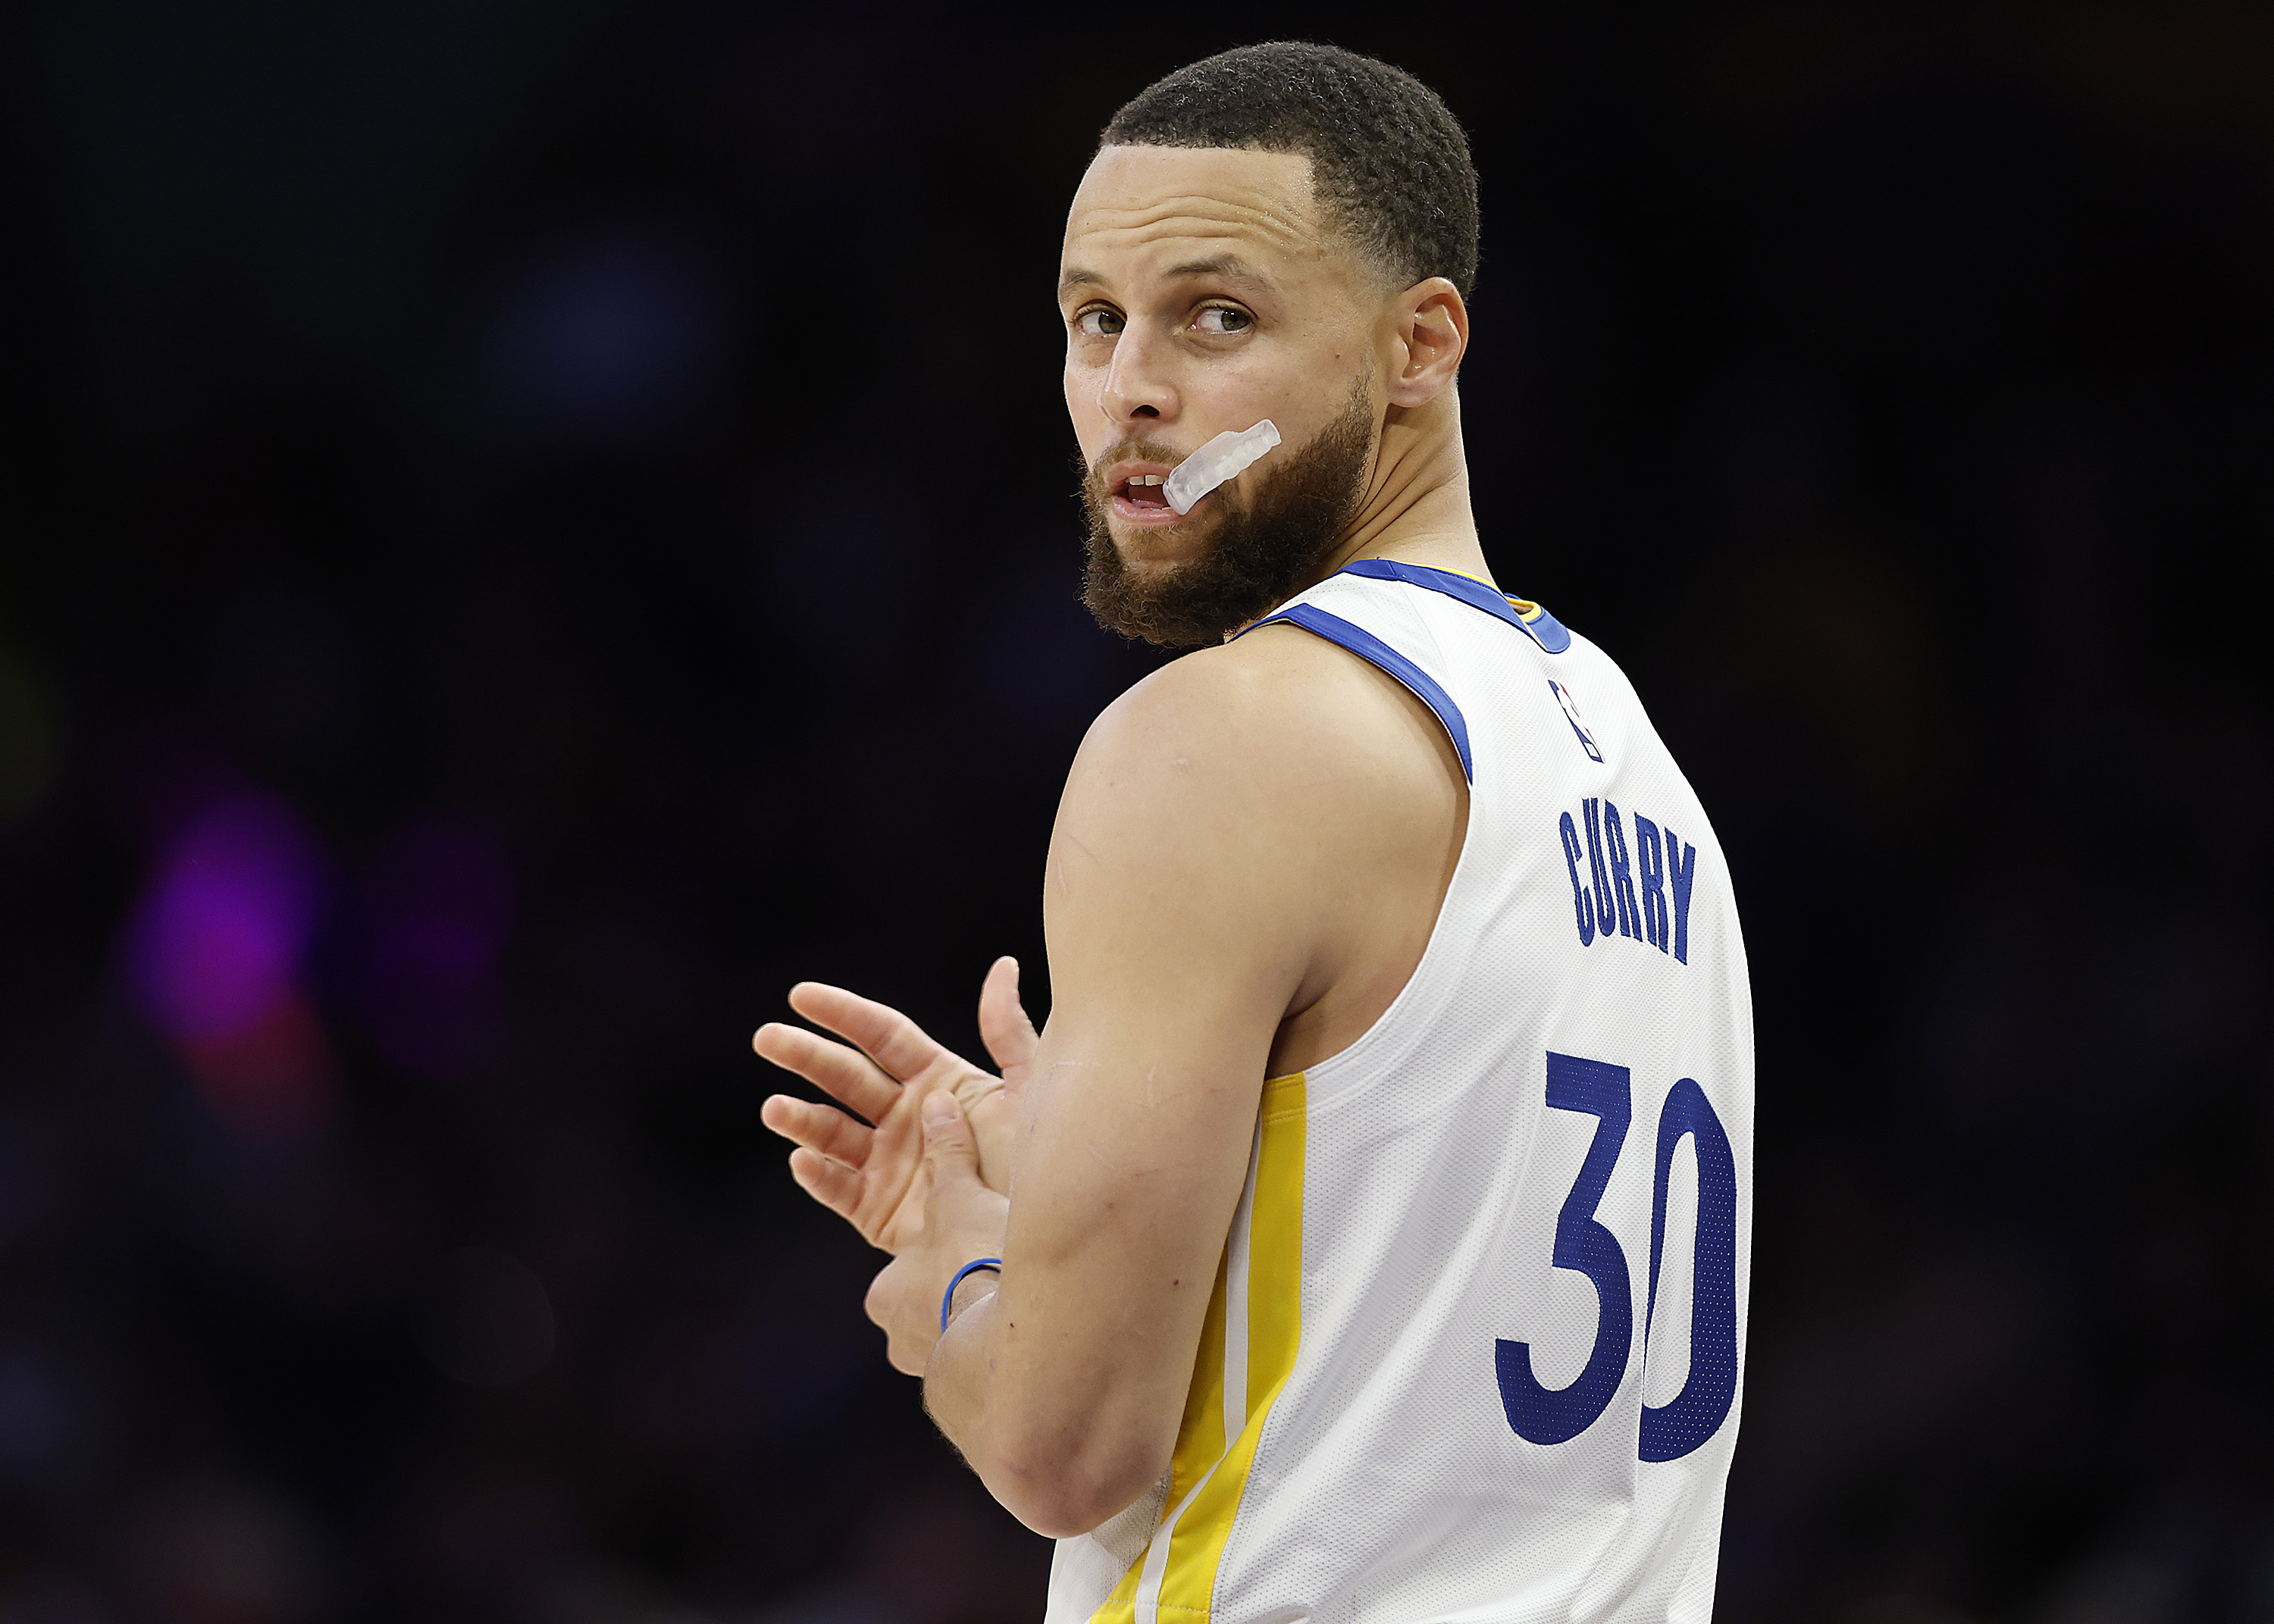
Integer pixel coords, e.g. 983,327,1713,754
1089,1072,1308,1624
1157,1071,1306,1616
1172,1223,1233,1500
1092,1239,1231,1618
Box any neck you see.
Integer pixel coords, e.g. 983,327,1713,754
1301,389,1490,593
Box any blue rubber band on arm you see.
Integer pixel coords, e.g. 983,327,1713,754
940,1257,1003,1332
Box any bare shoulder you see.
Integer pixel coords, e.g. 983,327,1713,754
1053,622,1464,906
1076,622,1412,782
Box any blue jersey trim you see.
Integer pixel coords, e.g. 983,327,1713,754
1335,559,1574,653
1246,602,1474,783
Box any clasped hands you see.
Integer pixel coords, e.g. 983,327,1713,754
753,956,1032,1373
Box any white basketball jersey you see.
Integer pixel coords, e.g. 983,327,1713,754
1046,562,1755,1624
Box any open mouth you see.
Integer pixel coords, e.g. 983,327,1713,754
1114,468,1201,518
1116,473,1173,513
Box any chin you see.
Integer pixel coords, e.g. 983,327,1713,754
1113,524,1210,568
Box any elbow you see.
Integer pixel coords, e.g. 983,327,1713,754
995,1479,1151,1541
979,1435,1169,1540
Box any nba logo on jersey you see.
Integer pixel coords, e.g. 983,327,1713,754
1049,562,1750,1624
1550,679,1603,762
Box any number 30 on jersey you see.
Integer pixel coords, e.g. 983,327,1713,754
1495,1051,1738,1463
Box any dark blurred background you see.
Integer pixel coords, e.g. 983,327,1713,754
2,2,2270,1619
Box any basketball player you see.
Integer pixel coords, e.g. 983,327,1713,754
753,43,1753,1622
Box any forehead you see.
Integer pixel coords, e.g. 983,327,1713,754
1061,145,1336,283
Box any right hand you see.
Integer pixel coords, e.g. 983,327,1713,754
753,956,1037,1254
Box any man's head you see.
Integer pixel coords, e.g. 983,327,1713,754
1062,44,1479,646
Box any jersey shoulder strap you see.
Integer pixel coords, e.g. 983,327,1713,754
1237,561,1572,784
1333,559,1574,653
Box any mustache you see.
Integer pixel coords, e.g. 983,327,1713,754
1083,436,1191,490
1078,377,1376,648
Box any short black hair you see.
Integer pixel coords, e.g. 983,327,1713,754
1101,42,1479,299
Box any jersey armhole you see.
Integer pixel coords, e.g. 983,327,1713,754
1244,602,1474,783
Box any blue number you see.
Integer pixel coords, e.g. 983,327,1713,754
1495,1056,1742,1460
1496,1052,1633,1444
1639,1078,1740,1461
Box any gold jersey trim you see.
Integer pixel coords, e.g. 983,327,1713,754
1090,1072,1308,1624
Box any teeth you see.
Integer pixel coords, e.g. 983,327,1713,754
1126,474,1164,487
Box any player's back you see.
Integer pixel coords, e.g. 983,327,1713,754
1048,562,1754,1624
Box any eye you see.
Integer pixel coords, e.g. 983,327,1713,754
1074,307,1125,339
1192,305,1253,335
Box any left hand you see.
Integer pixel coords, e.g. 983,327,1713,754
755,959,1036,1254
865,1089,1011,1375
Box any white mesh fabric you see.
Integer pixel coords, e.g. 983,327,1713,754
1048,571,1753,1624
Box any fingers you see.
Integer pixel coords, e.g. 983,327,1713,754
976,956,1039,1078
760,1094,875,1166
921,1090,982,1184
789,981,957,1084
753,1021,901,1124
787,1145,863,1221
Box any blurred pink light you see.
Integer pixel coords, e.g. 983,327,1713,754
132,796,318,1040
126,790,336,1140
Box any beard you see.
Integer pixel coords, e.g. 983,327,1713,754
1079,379,1377,649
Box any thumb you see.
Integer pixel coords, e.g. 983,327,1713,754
922,1090,981,1181
977,956,1039,1078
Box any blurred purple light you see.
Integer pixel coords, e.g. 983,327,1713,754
130,793,323,1044
121,789,337,1142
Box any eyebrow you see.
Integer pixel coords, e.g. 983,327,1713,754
1057,253,1279,299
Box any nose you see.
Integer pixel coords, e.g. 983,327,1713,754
1095,327,1179,429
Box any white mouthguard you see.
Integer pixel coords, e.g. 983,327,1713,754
1163,419,1282,515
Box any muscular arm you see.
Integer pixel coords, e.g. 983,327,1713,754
899,627,1466,1536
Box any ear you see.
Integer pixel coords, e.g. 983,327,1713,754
1385,277,1469,408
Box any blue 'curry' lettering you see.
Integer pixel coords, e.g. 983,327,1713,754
1557,799,1696,963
